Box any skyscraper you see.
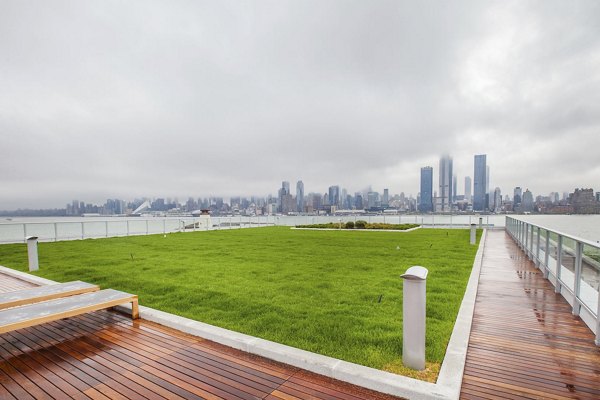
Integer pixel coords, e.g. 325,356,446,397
382,188,389,207
328,185,340,208
465,176,472,203
438,155,453,211
452,175,457,203
473,154,487,211
513,187,522,207
296,180,304,213
278,181,290,212
419,166,433,212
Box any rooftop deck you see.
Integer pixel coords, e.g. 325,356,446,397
1,229,599,399
0,276,400,400
461,230,600,399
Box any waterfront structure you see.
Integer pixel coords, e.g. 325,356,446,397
465,176,472,203
473,154,487,211
438,155,453,212
419,167,433,212
296,180,304,213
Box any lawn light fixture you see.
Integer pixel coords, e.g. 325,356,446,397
401,266,428,370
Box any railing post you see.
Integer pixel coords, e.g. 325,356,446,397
572,241,583,316
544,230,550,279
54,223,58,242
524,223,528,252
127,220,130,236
163,219,166,234
470,224,476,245
81,222,85,240
105,221,109,238
535,227,541,266
596,293,600,346
23,224,27,243
146,220,149,235
556,235,563,294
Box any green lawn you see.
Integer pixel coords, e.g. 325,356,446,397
0,227,480,381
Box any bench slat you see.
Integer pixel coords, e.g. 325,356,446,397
0,289,139,333
0,281,99,310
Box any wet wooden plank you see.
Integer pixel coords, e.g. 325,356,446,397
460,230,600,400
0,273,403,400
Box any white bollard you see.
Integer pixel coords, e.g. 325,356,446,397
401,266,428,370
470,223,476,245
26,236,39,271
478,217,483,229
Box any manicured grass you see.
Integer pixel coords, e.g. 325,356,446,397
0,227,480,380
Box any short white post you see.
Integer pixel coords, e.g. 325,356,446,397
26,236,39,271
470,223,476,245
401,266,428,370
478,217,483,229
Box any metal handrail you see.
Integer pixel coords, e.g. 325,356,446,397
505,216,600,345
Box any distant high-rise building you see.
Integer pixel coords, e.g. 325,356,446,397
452,175,457,203
438,155,453,211
278,181,290,212
521,189,534,212
514,187,522,206
419,166,433,212
367,192,379,209
465,177,472,203
473,154,487,211
486,166,490,194
296,180,304,213
328,185,340,208
493,187,502,212
354,192,364,209
382,188,389,207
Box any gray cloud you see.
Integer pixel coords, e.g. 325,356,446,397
1,0,599,208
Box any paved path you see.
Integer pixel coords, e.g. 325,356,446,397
461,230,600,399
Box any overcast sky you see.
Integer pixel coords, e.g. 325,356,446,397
1,0,599,209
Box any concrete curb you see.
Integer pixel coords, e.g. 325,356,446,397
0,230,487,400
291,226,422,233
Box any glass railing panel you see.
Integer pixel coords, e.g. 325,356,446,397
83,221,108,239
127,220,148,235
107,220,128,237
559,236,577,291
0,224,26,243
538,229,547,268
547,233,559,278
580,243,600,314
23,223,55,241
56,222,84,240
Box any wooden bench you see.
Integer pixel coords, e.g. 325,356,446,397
0,289,139,334
0,281,99,310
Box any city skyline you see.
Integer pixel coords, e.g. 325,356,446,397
2,1,600,209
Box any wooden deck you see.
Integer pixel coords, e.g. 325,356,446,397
461,230,600,399
0,275,401,400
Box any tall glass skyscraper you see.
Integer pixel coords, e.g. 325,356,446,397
419,166,433,212
473,154,487,211
438,155,453,211
296,180,304,213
